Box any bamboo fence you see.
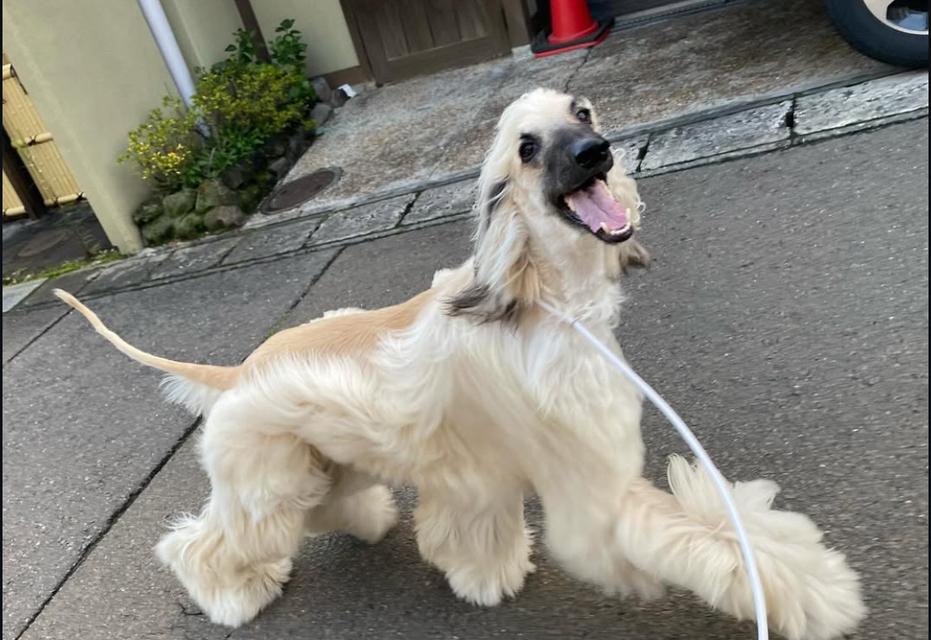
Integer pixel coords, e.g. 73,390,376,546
2,53,83,218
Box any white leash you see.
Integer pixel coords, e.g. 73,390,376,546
539,300,769,640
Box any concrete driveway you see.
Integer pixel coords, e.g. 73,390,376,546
3,119,927,640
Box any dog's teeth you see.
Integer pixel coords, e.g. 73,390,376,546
599,222,631,236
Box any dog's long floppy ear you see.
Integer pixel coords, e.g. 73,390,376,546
446,178,542,323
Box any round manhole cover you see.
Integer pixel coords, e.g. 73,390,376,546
263,168,340,214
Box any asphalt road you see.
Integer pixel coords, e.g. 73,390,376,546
5,120,927,640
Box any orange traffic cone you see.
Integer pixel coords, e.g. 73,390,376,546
532,0,613,58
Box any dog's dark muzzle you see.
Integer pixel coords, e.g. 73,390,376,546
570,136,612,171
546,128,614,201
544,126,632,244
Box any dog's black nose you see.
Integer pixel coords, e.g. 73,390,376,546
571,136,611,169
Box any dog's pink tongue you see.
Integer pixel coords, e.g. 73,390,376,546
565,180,630,233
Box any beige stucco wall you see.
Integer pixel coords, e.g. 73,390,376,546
2,1,178,253
162,0,243,72
250,0,360,77
162,0,360,77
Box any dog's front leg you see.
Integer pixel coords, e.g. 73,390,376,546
539,472,666,602
541,459,865,640
415,485,534,606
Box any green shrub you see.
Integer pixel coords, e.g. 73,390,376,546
194,63,311,147
220,19,307,69
223,27,260,66
120,19,316,194
269,19,308,69
119,96,199,192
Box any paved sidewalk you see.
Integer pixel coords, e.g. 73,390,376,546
3,121,927,640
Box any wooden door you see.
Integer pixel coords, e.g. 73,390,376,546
343,0,512,84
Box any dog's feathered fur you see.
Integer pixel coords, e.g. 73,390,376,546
57,89,864,638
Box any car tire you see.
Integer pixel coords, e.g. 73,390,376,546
824,0,928,68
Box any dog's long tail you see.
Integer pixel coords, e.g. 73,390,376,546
616,456,865,640
54,289,239,413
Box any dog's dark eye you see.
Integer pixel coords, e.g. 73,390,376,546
576,108,591,124
518,138,537,162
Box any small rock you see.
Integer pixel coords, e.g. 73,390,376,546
162,188,197,218
221,162,251,190
173,212,205,240
267,156,291,179
141,215,175,245
248,170,275,194
133,200,163,225
328,88,348,109
204,205,246,231
309,102,332,127
195,179,238,213
238,184,265,214
310,76,332,104
287,132,313,163
263,134,289,159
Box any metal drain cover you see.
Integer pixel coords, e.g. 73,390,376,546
263,168,340,213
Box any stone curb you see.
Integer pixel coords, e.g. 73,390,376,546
4,71,926,313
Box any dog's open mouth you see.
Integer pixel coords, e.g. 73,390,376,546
558,176,633,244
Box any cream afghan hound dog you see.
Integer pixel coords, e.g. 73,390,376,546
56,88,864,639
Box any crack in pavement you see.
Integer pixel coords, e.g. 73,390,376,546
395,191,421,227
4,272,102,364
177,601,205,618
263,244,346,339
12,415,204,640
564,46,594,94
635,135,651,173
4,307,70,365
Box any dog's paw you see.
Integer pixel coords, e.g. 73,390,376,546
446,555,536,607
156,525,290,628
306,484,400,543
202,558,292,627
347,485,399,544
602,560,665,601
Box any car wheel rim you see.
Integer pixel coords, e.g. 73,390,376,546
863,0,929,34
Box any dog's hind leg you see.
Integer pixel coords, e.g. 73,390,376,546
415,485,535,607
155,396,331,628
304,466,399,543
